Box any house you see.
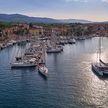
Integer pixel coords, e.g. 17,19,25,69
29,26,43,36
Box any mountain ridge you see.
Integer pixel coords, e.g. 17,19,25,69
0,13,94,24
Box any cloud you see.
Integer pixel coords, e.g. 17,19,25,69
102,0,108,3
65,0,88,2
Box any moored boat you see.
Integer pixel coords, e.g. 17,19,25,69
92,62,108,76
11,62,36,68
91,31,108,77
6,42,13,47
38,42,48,77
11,43,38,68
38,63,48,77
47,47,62,53
68,38,76,44
47,29,63,53
11,57,37,68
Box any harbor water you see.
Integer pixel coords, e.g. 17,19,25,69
0,37,108,108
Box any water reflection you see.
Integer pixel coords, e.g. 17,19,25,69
74,54,108,107
38,72,48,80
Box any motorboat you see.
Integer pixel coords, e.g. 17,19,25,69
68,39,76,44
47,46,62,53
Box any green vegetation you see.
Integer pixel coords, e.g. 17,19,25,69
0,22,13,29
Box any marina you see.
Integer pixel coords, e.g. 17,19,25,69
0,0,108,107
0,37,108,107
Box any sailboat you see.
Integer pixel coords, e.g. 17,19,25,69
38,42,48,77
47,29,63,53
92,36,108,76
11,44,36,68
11,55,37,68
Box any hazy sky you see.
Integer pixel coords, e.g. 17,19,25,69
0,0,108,21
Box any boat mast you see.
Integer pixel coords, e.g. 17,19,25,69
99,36,101,62
51,29,57,49
43,42,46,64
98,25,104,62
41,42,46,64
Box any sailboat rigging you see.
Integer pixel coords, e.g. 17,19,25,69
92,28,108,76
38,42,48,77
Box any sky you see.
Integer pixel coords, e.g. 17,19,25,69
0,0,108,21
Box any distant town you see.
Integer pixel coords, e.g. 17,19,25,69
0,18,108,48
0,21,108,44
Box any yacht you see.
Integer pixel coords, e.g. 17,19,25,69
92,60,108,76
92,36,108,76
11,57,36,68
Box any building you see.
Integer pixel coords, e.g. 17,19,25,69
29,26,43,36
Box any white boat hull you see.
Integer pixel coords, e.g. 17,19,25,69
38,66,48,77
11,62,36,68
47,47,62,53
92,63,108,76
68,39,76,44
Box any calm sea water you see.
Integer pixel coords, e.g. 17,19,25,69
0,37,108,108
